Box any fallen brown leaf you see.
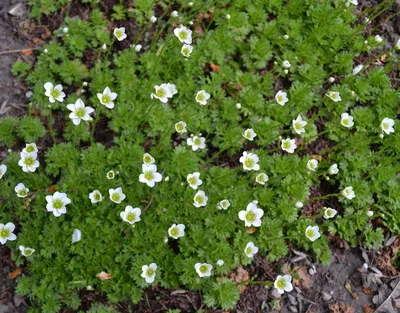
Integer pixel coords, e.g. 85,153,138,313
345,280,358,299
96,271,112,281
293,266,311,289
21,49,32,56
41,27,51,40
48,185,56,192
210,63,220,72
329,303,354,313
9,268,22,280
229,267,249,293
246,227,257,234
363,305,374,313
32,37,45,45
363,287,374,295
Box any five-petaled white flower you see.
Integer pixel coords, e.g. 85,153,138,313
139,164,163,187
329,163,339,175
341,113,354,128
141,263,157,283
238,202,264,227
217,199,231,210
181,44,193,57
22,143,38,154
305,225,321,242
175,121,187,133
106,170,115,180
89,190,103,203
255,173,268,185
275,90,288,106
187,135,206,151
171,11,179,17
323,207,337,219
15,183,29,198
97,87,117,109
109,187,126,204
44,82,66,103
168,224,185,239
71,229,81,244
380,118,394,135
0,164,7,179
18,152,39,173
274,275,293,294
326,91,341,102
187,172,202,189
292,115,307,134
193,190,208,207
120,206,141,224
244,242,259,258
174,26,192,44
195,90,210,105
282,60,291,68
19,245,35,257
151,83,177,103
113,27,127,41
194,263,212,277
375,35,383,43
352,64,364,75
242,128,257,141
67,98,94,125
150,16,157,23
342,186,355,200
281,138,296,153
239,151,260,171
306,159,319,171
0,223,17,245
143,153,155,165
46,192,71,217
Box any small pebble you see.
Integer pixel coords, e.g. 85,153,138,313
25,91,33,98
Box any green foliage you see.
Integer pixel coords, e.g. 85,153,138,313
3,0,400,311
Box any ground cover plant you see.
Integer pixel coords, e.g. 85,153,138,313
1,0,400,311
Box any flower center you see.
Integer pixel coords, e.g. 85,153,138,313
53,199,63,210
306,229,315,238
244,158,254,168
221,200,228,207
257,175,265,182
115,30,123,38
102,94,111,104
382,122,389,130
146,268,154,276
25,249,33,256
144,156,151,163
156,88,166,98
245,247,252,255
283,141,291,149
245,211,256,223
18,190,27,196
195,195,204,204
75,108,86,118
294,122,302,130
342,119,349,126
50,89,61,99
197,93,205,101
24,157,35,166
26,146,35,153
170,227,179,237
331,93,337,99
182,47,189,55
176,123,183,131
179,31,187,40
144,171,154,181
0,228,10,238
126,212,136,222
194,138,201,146
199,265,208,274
188,177,197,185
326,210,333,216
94,193,101,201
111,193,120,202
276,278,286,289
277,95,283,102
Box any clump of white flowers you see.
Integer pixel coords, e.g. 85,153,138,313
239,151,260,171
18,150,40,173
305,225,321,242
238,201,264,227
275,90,288,106
187,135,206,151
151,83,178,103
44,82,66,103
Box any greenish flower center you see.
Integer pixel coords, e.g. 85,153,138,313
179,31,187,40
111,193,120,202
102,94,111,104
176,123,183,131
245,247,252,255
276,278,286,289
170,227,179,237
188,177,197,185
294,122,302,130
144,156,151,163
182,47,189,55
245,211,256,222
244,158,254,168
283,141,291,149
382,122,389,130
277,95,283,102
199,265,208,273
257,175,265,182
194,138,201,146
326,209,333,216
107,172,114,179
156,88,166,98
245,131,252,138
221,200,228,207
194,195,204,204
126,212,136,222
331,93,337,99
50,89,61,99
26,146,35,153
24,157,35,166
0,229,10,238
197,93,205,101
25,249,33,256
18,190,27,196
342,119,349,126
75,108,86,118
306,229,315,238
144,171,154,181
94,193,101,201
53,199,63,210
115,30,123,38
146,268,154,276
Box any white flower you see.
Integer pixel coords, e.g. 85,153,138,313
328,77,335,82
342,186,355,200
187,172,202,189
106,170,115,180
188,1,193,6
44,48,48,53
175,121,187,133
281,138,296,153
141,263,157,283
113,27,127,41
323,207,337,219
19,245,35,257
341,113,354,128
255,173,268,185
216,260,224,266
44,82,66,103
15,183,29,198
236,103,241,109
244,242,259,258
238,202,264,227
0,223,17,245
63,27,68,33
274,275,293,294
97,87,117,109
396,38,400,50
295,201,303,208
22,143,38,154
380,118,394,135
88,190,103,203
375,35,383,43
120,206,141,224
139,164,163,187
0,164,7,179
171,11,179,17
367,210,374,217
150,16,157,23
174,26,192,44
275,90,288,106
306,159,319,171
166,83,178,96
134,44,142,52
66,98,94,125
217,199,231,210
193,190,208,207
143,153,155,165
242,128,257,141
282,60,291,68
168,223,185,239
194,263,212,277
195,90,210,105
18,152,39,173
151,83,177,103
326,91,341,102
72,229,82,244
346,0,358,6
292,116,307,134
181,44,193,57
352,64,364,75
109,187,126,204
187,135,206,151
283,69,288,74
102,44,107,50
239,151,260,171
46,192,71,217
226,14,231,19
329,163,339,175
305,225,321,242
